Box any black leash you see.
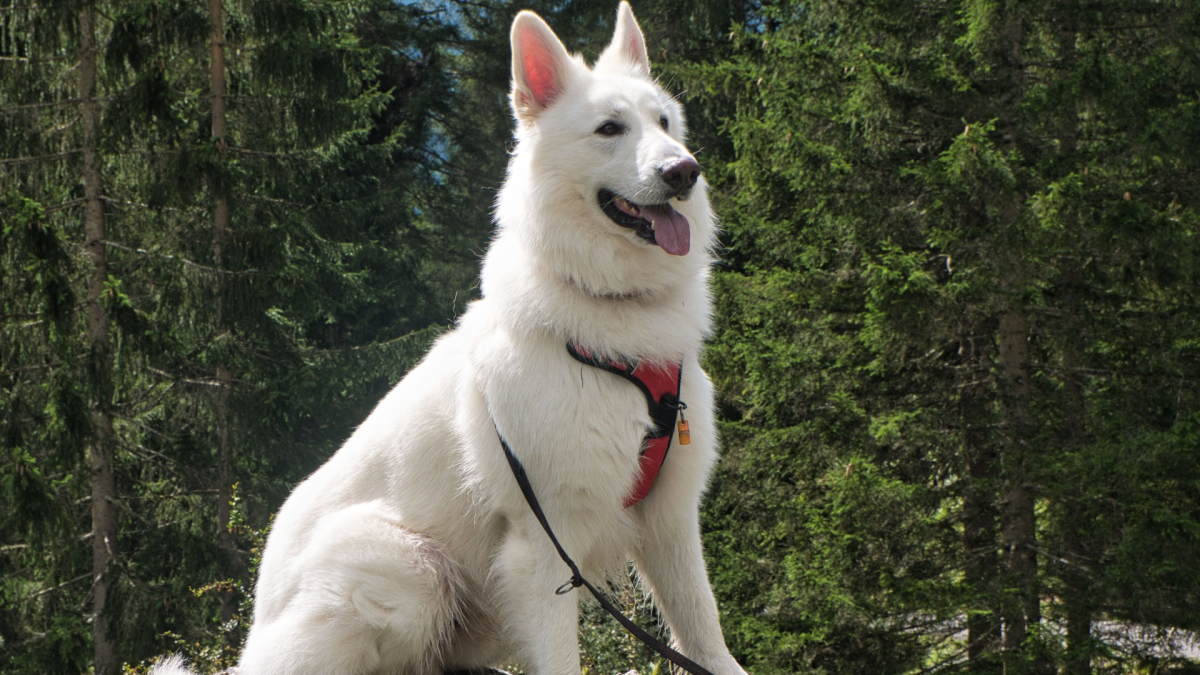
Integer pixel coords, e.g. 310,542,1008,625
497,432,716,675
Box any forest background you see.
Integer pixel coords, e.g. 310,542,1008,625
2,1,1199,674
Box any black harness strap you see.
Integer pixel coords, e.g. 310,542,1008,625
566,342,683,440
496,433,716,675
565,342,684,507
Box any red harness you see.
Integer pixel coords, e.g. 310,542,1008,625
566,343,684,507
492,349,713,675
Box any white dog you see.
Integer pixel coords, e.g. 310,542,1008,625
153,4,746,674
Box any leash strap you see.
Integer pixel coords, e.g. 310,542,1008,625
497,433,716,675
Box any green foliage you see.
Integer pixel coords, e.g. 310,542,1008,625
679,0,1200,673
2,0,502,671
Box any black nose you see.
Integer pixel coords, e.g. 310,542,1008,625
661,158,700,193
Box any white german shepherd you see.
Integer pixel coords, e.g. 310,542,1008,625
154,4,746,674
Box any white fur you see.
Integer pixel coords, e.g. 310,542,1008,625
152,4,746,675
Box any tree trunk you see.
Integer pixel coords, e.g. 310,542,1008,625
992,14,1043,664
1060,267,1092,675
1061,273,1092,675
997,311,1040,666
81,4,118,673
1064,593,1091,675
209,0,240,644
961,327,1001,674
1057,21,1091,668
1061,265,1092,672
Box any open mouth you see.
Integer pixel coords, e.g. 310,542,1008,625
598,189,690,256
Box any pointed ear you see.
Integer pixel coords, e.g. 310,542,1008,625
510,11,573,122
597,2,650,76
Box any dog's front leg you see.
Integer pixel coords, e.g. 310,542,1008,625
495,521,582,675
631,498,748,675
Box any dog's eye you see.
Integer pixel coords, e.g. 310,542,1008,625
595,121,624,137
660,115,669,131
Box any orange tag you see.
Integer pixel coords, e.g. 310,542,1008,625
677,419,691,445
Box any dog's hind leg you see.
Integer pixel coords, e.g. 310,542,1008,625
239,502,462,675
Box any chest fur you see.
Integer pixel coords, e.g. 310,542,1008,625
476,333,667,506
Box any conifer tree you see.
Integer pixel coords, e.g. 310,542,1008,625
78,3,120,671
2,2,124,672
3,0,513,671
684,1,1200,673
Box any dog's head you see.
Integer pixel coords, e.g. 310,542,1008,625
497,2,712,290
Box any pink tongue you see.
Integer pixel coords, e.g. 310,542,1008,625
640,204,690,256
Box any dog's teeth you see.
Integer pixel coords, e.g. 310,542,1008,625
616,197,640,215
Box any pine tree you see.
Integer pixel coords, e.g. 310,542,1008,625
3,0,513,671
679,1,1200,673
1,2,125,672
78,3,121,671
